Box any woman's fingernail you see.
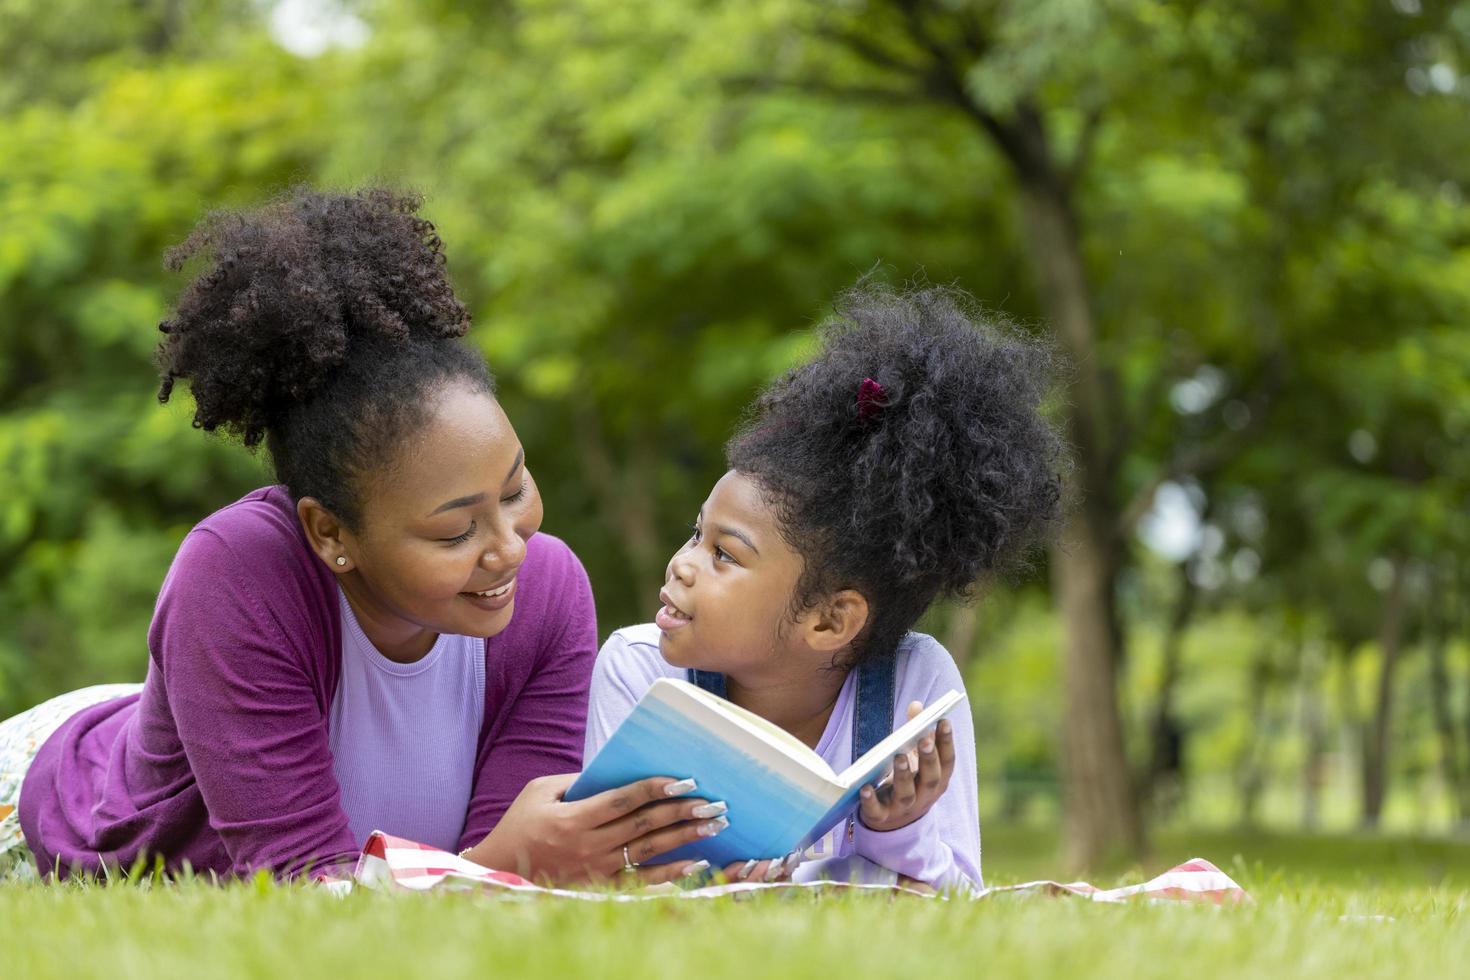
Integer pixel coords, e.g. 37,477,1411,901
896,756,909,770
939,720,952,735
783,853,801,872
665,778,698,797
681,860,710,877
860,786,873,799
920,739,935,755
691,801,727,819
738,859,757,879
699,816,730,837
764,860,784,881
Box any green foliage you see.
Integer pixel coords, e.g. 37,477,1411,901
2,0,1470,838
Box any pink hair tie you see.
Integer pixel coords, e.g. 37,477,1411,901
857,377,887,426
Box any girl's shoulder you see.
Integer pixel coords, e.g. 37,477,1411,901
593,623,682,687
893,631,969,699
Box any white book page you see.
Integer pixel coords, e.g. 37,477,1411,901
836,689,966,789
651,679,838,780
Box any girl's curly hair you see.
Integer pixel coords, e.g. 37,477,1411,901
727,283,1066,667
156,187,492,528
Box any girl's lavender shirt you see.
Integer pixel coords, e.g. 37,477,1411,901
586,624,983,891
19,485,597,879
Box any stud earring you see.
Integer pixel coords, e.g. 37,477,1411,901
335,557,347,567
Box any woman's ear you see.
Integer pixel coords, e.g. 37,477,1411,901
803,589,870,654
297,497,357,573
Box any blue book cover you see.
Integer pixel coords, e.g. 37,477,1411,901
565,678,965,867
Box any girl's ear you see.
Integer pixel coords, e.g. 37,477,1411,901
803,589,870,654
297,496,358,574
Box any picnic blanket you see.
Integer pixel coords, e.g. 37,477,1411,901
342,832,1250,904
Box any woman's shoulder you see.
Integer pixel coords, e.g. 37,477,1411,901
182,485,313,568
154,486,336,652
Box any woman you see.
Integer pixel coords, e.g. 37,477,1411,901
0,188,724,883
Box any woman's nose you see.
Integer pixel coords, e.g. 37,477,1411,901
480,522,527,574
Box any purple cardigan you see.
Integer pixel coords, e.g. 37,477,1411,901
19,486,597,879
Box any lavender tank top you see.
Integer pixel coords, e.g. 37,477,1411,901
328,589,485,851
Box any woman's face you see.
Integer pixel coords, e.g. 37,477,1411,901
333,383,543,661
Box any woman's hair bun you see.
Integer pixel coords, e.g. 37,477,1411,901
157,186,471,447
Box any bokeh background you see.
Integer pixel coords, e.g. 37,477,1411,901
3,0,1469,871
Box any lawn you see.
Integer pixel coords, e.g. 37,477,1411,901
3,827,1466,979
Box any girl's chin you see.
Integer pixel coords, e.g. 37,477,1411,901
657,631,705,670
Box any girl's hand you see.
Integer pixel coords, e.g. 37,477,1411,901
857,701,956,832
465,773,729,886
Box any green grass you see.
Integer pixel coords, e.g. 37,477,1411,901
3,828,1467,979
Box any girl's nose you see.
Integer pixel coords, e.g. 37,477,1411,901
667,548,696,585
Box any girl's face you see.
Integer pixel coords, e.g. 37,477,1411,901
656,470,814,679
330,384,544,661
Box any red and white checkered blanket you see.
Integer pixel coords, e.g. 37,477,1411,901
341,832,1249,904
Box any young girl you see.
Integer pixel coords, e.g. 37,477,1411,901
585,284,1063,892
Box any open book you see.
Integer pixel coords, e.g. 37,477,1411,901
565,678,965,867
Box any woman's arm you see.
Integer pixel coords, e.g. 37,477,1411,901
156,528,359,878
457,536,597,851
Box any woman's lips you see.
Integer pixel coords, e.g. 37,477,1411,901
460,576,516,612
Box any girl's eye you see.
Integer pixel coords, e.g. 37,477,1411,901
688,523,702,544
444,521,477,545
714,546,734,563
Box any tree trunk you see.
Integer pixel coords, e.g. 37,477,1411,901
1361,558,1407,828
1145,550,1203,819
571,404,666,607
1013,159,1141,868
1298,639,1327,831
942,603,982,675
1426,591,1468,826
1236,643,1274,828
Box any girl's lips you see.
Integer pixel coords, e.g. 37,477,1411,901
655,604,691,632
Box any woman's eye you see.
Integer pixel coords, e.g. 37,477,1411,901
503,477,529,504
688,523,702,544
715,546,734,563
444,521,477,545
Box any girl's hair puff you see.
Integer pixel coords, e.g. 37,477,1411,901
727,282,1066,667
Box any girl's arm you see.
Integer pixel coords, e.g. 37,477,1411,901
848,638,983,892
582,625,670,763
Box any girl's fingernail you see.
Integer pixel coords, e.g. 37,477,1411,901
691,801,727,818
738,859,757,879
920,740,935,755
860,786,873,799
764,860,784,882
896,756,909,770
681,860,710,877
665,778,698,796
782,853,801,872
699,816,730,837
939,721,952,735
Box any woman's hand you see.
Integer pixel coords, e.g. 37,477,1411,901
718,853,799,885
464,773,729,886
857,701,956,833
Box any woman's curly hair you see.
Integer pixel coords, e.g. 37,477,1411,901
156,187,492,528
727,283,1066,668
